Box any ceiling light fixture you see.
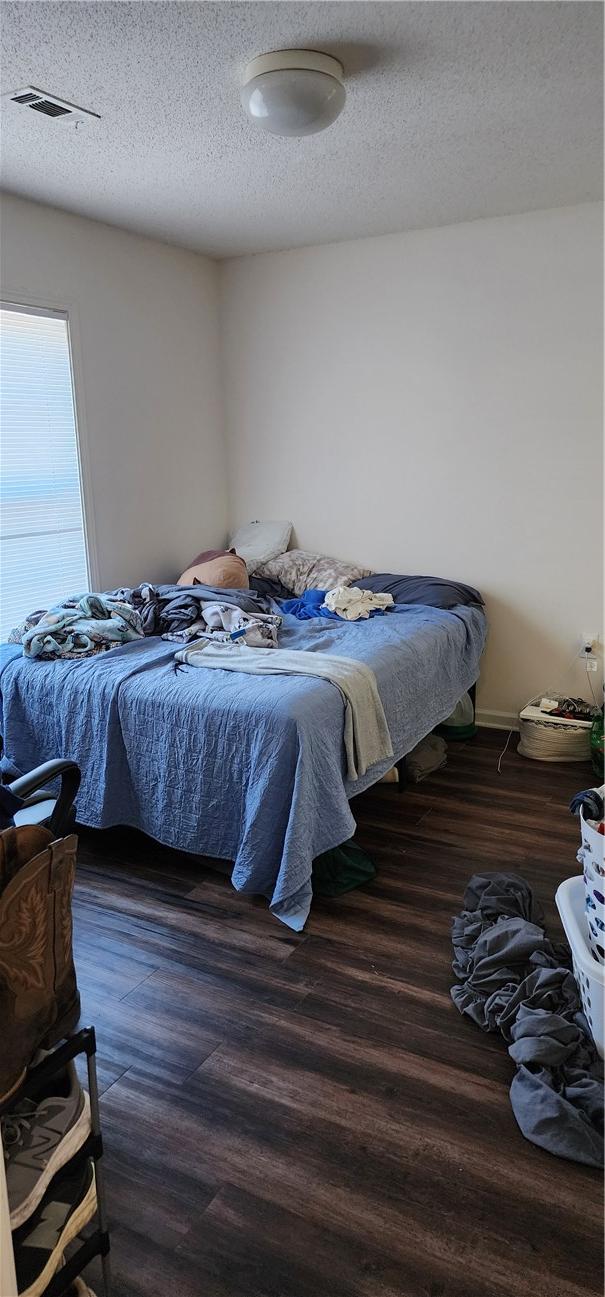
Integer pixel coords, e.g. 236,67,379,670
240,50,346,138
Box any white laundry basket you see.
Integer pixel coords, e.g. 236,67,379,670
578,789,605,863
577,790,605,965
556,875,605,1058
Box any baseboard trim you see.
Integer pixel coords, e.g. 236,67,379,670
476,709,519,731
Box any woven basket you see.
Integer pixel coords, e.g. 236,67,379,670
518,695,593,762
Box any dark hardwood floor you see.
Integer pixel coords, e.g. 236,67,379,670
72,730,603,1297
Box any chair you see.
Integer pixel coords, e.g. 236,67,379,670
1,758,81,837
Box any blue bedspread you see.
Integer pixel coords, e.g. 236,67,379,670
0,603,486,929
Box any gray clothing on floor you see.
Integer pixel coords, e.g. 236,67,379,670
451,872,604,1167
406,734,447,782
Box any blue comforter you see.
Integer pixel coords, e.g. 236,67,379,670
0,603,486,929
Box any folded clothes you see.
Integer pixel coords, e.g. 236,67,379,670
18,594,144,660
323,587,394,621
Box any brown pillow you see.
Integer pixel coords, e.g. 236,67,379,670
187,548,236,566
178,551,249,589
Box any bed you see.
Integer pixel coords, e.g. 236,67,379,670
0,599,486,929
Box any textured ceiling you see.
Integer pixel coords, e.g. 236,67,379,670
1,1,602,258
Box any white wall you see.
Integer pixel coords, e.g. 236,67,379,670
2,195,601,722
0,194,226,589
221,203,603,722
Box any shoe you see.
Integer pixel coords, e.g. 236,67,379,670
13,1159,97,1297
3,1062,91,1229
0,826,51,890
0,827,81,1102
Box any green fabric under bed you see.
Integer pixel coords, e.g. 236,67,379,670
312,840,376,896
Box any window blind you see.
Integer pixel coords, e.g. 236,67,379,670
0,304,90,641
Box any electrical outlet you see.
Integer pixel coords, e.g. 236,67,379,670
586,657,598,673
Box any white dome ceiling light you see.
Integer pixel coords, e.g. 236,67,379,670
240,50,346,138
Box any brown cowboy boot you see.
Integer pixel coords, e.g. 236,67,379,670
0,826,81,1104
0,826,52,889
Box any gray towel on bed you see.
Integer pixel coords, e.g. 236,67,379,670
175,641,393,781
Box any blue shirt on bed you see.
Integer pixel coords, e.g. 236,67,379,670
279,589,339,619
280,588,388,620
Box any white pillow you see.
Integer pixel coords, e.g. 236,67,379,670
228,520,293,574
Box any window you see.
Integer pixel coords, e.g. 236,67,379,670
0,304,90,641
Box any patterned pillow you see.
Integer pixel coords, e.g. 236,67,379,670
255,549,372,597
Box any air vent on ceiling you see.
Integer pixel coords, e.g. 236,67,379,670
3,86,100,125
28,99,71,117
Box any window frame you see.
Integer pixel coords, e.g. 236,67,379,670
0,292,100,592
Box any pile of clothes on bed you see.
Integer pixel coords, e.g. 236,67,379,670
9,584,283,659
9,593,144,659
279,586,393,621
9,582,396,661
7,523,485,665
